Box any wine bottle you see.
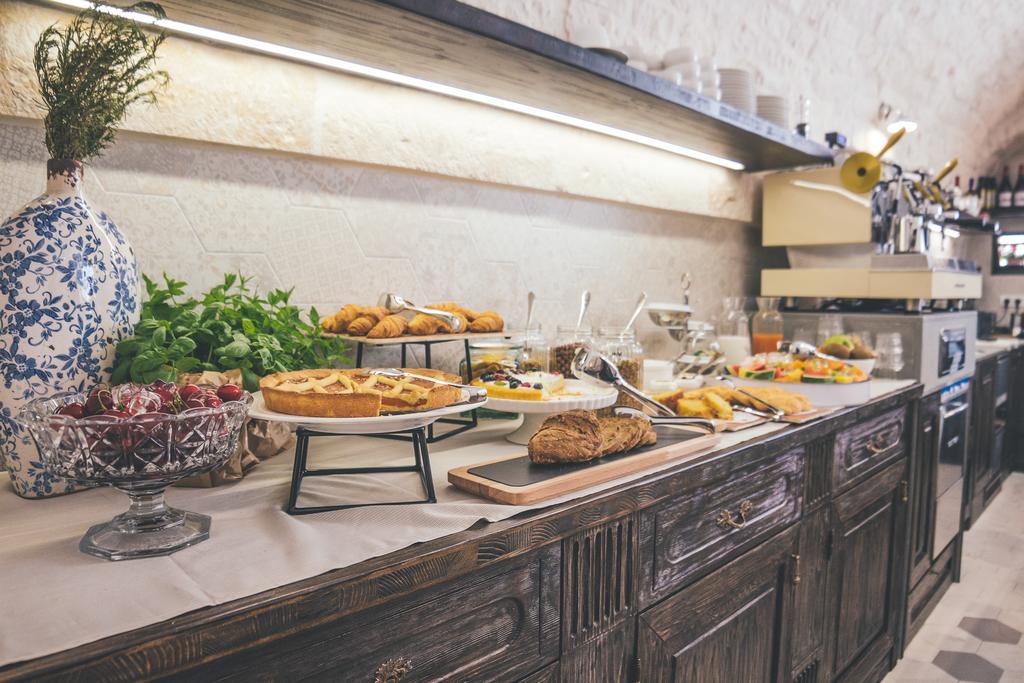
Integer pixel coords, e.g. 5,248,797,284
998,166,1013,208
1014,164,1024,208
966,177,979,214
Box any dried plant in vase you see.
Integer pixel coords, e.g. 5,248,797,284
0,3,169,498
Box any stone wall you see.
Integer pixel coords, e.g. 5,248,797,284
0,118,778,362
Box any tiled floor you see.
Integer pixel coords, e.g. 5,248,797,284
886,473,1024,683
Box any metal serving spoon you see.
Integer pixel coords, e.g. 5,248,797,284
516,291,537,369
622,292,647,334
367,368,487,400
777,339,844,363
379,293,465,333
576,290,591,331
571,345,677,417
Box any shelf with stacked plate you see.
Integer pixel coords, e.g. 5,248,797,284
144,0,833,171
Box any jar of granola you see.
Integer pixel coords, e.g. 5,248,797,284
551,325,593,379
596,327,645,412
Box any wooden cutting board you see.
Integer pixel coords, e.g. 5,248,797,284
448,426,719,505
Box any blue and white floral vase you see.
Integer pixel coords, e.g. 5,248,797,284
0,159,140,498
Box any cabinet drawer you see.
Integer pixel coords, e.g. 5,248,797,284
834,407,906,491
640,446,804,605
214,546,560,682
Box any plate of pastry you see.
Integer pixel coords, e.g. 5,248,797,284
248,368,487,434
470,371,617,444
320,300,505,341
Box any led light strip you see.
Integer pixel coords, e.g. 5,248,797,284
44,0,745,170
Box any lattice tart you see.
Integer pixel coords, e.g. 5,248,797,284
259,368,464,417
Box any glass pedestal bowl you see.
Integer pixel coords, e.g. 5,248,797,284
17,390,251,561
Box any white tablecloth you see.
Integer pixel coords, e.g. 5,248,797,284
0,380,914,667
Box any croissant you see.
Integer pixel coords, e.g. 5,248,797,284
321,303,363,333
408,313,443,336
429,301,479,322
367,314,408,339
469,310,504,333
438,312,469,334
346,307,389,336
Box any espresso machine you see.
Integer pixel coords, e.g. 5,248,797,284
760,130,990,310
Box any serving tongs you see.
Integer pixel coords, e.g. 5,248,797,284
709,375,786,421
367,368,487,401
571,346,715,433
379,293,465,333
611,406,716,434
777,339,844,363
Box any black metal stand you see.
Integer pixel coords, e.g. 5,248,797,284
284,426,436,515
354,337,477,442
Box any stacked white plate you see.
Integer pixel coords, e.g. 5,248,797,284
700,59,721,100
719,68,755,112
659,46,702,93
756,95,790,128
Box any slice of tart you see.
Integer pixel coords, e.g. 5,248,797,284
259,368,463,417
471,370,566,401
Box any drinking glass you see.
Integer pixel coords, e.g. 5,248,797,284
875,332,905,378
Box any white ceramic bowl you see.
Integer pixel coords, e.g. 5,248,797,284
845,358,877,376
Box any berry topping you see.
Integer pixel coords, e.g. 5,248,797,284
480,372,495,382
533,383,543,390
508,379,521,389
520,382,532,388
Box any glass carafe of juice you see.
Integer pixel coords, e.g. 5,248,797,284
751,297,784,355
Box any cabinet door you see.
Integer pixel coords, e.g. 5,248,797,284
637,525,798,683
971,361,995,503
788,507,831,681
909,393,939,588
826,462,905,681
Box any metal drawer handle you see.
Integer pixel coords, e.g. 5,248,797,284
866,432,897,454
375,657,413,683
716,500,754,529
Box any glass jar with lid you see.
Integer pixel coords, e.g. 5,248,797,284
465,339,522,380
597,327,645,411
551,325,592,379
521,324,549,373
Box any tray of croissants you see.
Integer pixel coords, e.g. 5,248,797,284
321,299,505,341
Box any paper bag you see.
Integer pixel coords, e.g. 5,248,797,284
174,369,293,488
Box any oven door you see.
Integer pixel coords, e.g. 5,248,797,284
938,328,967,378
933,397,968,557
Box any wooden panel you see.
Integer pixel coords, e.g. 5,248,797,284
640,447,804,605
190,545,559,682
638,525,798,683
833,407,907,492
559,620,634,683
562,515,638,651
519,662,560,683
804,435,835,510
129,0,832,172
827,462,903,680
909,393,939,588
789,507,830,680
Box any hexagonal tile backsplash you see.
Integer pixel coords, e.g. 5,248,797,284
0,118,780,360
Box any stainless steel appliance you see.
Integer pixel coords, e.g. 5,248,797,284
782,310,977,395
934,378,969,555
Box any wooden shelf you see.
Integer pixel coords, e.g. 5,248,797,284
138,0,834,172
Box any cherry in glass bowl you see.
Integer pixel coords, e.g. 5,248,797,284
16,384,252,560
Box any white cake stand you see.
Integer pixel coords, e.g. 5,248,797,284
486,380,618,444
